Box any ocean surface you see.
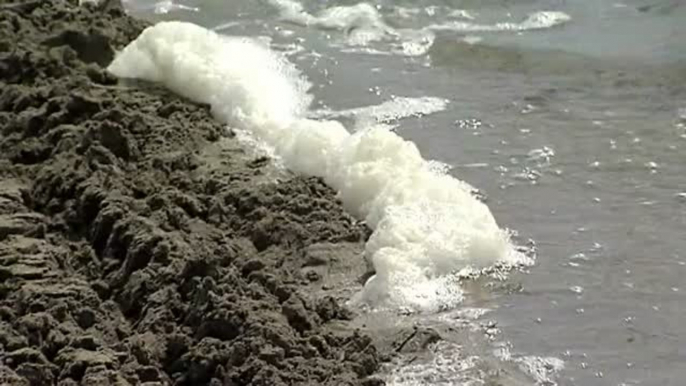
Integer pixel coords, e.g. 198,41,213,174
119,0,686,384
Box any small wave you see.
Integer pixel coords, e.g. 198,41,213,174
393,6,476,21
268,0,392,46
120,0,199,14
430,11,571,32
211,21,242,32
311,96,450,129
108,21,525,311
267,0,436,56
267,1,569,57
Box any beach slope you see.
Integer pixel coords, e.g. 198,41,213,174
0,1,381,384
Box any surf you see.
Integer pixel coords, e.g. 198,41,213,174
108,21,527,311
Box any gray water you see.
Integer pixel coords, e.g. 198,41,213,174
126,0,686,384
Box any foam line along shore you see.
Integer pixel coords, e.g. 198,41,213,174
108,20,531,312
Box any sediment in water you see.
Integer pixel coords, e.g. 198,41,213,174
0,1,386,384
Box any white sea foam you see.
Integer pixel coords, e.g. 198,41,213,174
108,21,525,311
388,341,482,385
391,28,436,56
495,345,565,385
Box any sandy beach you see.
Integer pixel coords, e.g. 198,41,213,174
0,1,396,384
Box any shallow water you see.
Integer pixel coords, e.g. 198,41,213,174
124,0,686,384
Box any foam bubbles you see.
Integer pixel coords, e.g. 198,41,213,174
387,341,481,385
108,21,524,311
495,346,565,385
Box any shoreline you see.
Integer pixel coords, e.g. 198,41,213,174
0,1,390,384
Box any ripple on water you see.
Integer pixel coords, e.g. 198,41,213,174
570,286,584,295
678,107,686,120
